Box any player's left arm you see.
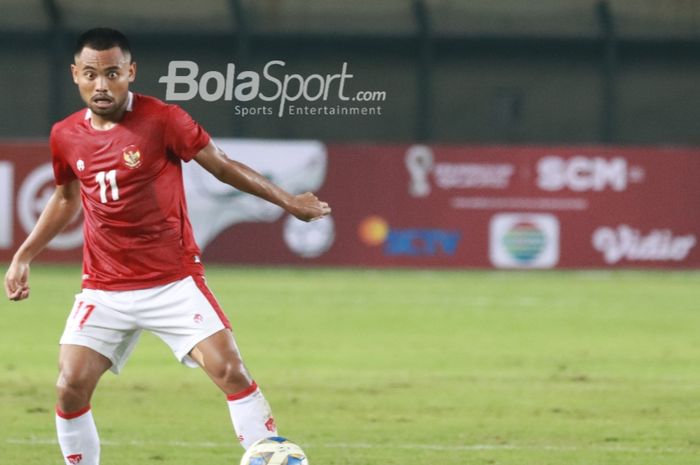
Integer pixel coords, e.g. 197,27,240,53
193,140,331,222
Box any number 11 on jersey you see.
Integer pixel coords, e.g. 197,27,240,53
96,170,119,203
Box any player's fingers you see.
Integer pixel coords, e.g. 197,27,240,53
6,272,29,298
5,277,18,299
18,288,30,300
9,288,22,301
309,208,331,222
303,192,321,204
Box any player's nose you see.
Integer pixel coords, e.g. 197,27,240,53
95,76,108,92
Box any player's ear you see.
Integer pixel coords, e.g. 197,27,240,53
128,62,137,83
71,63,79,84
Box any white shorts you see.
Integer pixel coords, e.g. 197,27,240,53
60,275,230,374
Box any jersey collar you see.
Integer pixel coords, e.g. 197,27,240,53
84,91,134,120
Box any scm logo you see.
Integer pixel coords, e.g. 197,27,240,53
537,156,641,192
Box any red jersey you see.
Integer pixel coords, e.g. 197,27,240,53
50,93,209,290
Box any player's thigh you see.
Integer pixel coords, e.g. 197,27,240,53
57,344,112,390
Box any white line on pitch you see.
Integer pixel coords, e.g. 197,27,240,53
4,437,692,453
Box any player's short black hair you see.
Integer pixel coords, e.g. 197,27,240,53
74,27,133,61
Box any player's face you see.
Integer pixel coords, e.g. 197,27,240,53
71,47,136,120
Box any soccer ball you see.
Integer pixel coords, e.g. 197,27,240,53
240,437,309,465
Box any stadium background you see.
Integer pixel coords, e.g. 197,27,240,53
1,0,699,269
4,0,700,143
1,2,700,465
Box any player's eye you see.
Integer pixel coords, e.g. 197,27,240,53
84,72,95,79
108,71,119,79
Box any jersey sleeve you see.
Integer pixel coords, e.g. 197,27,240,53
50,125,77,185
164,105,211,162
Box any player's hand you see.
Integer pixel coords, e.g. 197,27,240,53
288,192,331,222
4,260,31,301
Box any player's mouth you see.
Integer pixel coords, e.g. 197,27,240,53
91,95,114,110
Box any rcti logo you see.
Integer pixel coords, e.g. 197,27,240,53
358,216,461,257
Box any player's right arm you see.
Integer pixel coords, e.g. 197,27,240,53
4,180,81,301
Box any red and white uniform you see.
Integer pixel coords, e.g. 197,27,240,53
53,93,230,372
50,95,275,461
50,92,207,291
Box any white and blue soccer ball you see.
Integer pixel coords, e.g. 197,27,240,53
240,437,309,465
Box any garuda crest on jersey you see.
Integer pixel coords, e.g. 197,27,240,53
122,144,142,169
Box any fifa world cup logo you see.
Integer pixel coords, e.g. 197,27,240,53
404,145,434,198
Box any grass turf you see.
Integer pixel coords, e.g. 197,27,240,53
1,265,699,464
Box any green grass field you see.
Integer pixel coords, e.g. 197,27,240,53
1,265,699,465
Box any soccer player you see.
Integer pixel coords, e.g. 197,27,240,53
3,28,331,465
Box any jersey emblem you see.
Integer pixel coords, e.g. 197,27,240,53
122,144,142,169
77,159,85,172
